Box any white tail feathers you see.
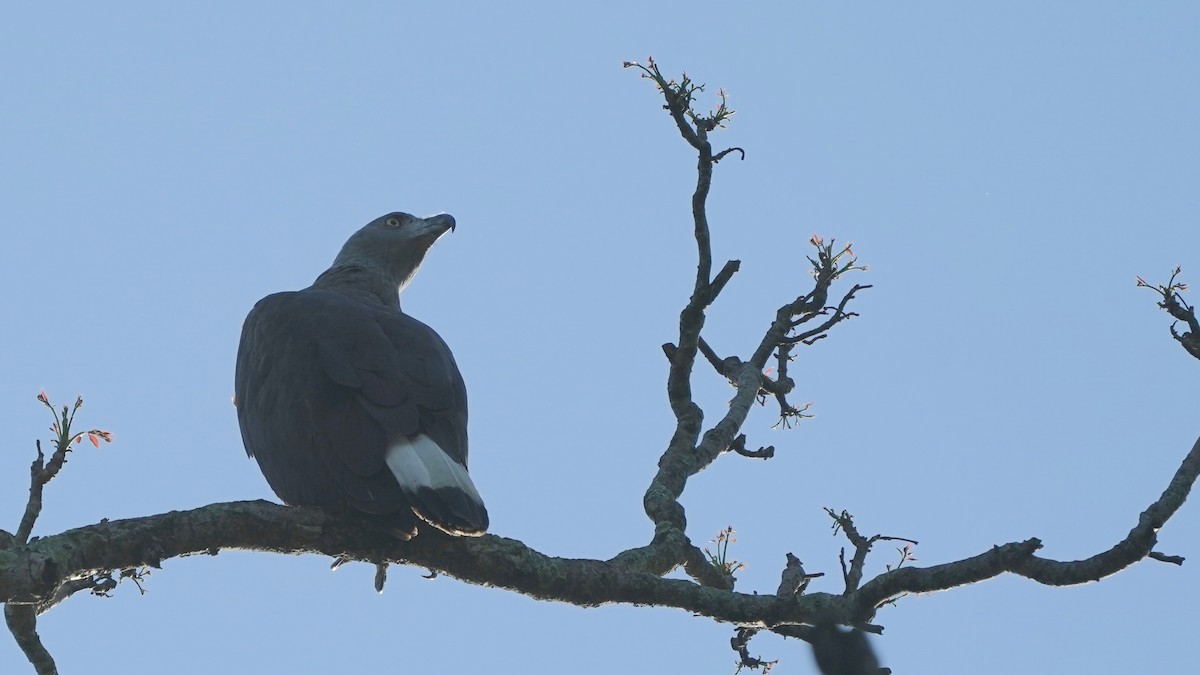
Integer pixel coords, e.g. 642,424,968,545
384,434,488,535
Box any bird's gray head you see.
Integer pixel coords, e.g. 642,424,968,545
330,212,456,293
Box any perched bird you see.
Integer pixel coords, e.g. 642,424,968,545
234,212,487,538
776,552,820,596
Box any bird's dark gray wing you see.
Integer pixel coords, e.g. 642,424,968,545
235,287,485,535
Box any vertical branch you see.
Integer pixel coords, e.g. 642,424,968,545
6,393,112,675
661,77,716,422
4,605,58,675
617,63,869,600
16,394,111,543
15,441,51,545
610,59,742,577
688,122,715,301
625,59,737,424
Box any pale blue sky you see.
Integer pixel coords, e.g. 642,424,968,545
3,3,1198,673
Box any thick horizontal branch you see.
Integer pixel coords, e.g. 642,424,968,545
4,431,1195,630
0,501,846,628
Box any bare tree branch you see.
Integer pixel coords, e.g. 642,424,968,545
3,433,1196,631
730,434,775,460
3,605,55,675
731,626,777,673
826,510,919,595
6,394,113,671
1138,268,1200,361
614,58,743,582
854,436,1200,611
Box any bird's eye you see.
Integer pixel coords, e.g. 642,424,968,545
384,217,402,228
